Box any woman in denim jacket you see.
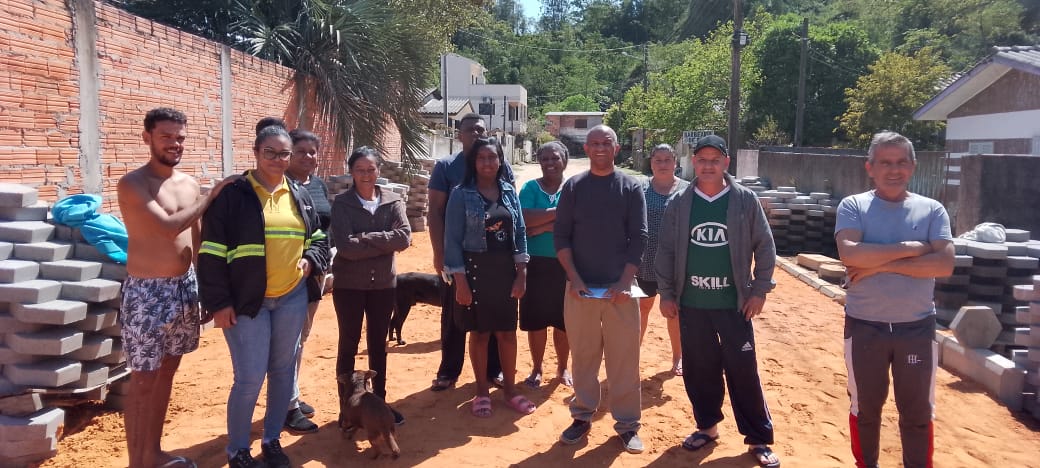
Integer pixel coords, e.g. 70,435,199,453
444,137,535,418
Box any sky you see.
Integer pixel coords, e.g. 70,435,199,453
518,0,541,19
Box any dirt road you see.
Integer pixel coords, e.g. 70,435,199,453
45,159,1039,467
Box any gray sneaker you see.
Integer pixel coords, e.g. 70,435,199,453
559,419,591,444
619,431,644,454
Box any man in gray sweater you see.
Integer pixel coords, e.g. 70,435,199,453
655,135,780,467
554,125,648,453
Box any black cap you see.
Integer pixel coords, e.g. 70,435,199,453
693,135,728,156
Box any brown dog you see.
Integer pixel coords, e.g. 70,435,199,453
337,370,401,459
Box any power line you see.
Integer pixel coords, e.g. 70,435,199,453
807,48,864,77
784,31,868,78
457,29,644,53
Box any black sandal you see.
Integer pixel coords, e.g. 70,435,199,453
682,432,719,451
749,445,781,467
430,377,456,392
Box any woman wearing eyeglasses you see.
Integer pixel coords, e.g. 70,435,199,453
197,122,330,468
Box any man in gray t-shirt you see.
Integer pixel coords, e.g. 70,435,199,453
835,131,954,468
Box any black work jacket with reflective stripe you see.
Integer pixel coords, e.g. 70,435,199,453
197,174,331,318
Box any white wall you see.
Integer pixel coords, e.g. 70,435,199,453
442,54,528,135
946,109,1040,140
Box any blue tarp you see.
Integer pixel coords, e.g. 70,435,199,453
51,194,128,264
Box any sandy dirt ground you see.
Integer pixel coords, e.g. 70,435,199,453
44,159,1040,467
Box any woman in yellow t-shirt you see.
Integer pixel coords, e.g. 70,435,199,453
198,122,329,468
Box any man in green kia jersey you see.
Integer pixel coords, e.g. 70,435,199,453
655,135,780,467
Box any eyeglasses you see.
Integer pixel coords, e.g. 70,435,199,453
261,148,292,160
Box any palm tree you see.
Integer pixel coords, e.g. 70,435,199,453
121,0,440,160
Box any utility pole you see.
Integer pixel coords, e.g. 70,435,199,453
442,53,449,131
642,42,648,157
727,0,744,175
794,17,808,147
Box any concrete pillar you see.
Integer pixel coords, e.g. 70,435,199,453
70,0,103,195
219,45,234,177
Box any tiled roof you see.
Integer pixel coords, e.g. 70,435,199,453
914,45,1040,120
992,45,1040,74
419,98,471,115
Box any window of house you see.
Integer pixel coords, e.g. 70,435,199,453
574,119,588,129
509,106,518,122
967,141,993,154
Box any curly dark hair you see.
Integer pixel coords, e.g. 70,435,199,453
255,116,287,135
144,108,187,132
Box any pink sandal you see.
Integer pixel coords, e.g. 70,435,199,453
471,396,493,418
507,395,536,415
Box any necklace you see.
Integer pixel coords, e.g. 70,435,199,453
538,178,562,204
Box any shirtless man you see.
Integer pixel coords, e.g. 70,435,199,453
117,108,230,468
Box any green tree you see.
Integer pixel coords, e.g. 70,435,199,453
891,0,1030,69
493,0,528,34
543,94,601,112
746,14,878,147
539,0,570,31
838,48,951,149
123,0,485,159
620,22,762,144
454,17,638,116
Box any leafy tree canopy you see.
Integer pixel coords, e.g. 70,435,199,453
543,94,601,112
619,21,763,144
746,13,878,147
838,47,951,149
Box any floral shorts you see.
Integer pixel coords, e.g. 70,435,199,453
120,266,200,371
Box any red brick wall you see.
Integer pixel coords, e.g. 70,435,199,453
0,0,402,211
93,4,236,211
0,0,80,203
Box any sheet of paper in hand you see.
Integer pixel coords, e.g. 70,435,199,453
580,285,648,299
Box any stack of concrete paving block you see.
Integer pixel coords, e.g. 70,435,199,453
325,174,353,200
406,174,430,232
795,253,845,284
323,157,432,232
0,393,64,466
739,176,769,193
934,240,974,323
759,186,795,254
389,158,434,233
1012,276,1040,419
758,185,840,257
939,304,1028,411
0,184,130,463
0,183,129,464
934,232,1040,360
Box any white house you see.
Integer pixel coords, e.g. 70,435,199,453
440,53,528,135
914,45,1040,156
